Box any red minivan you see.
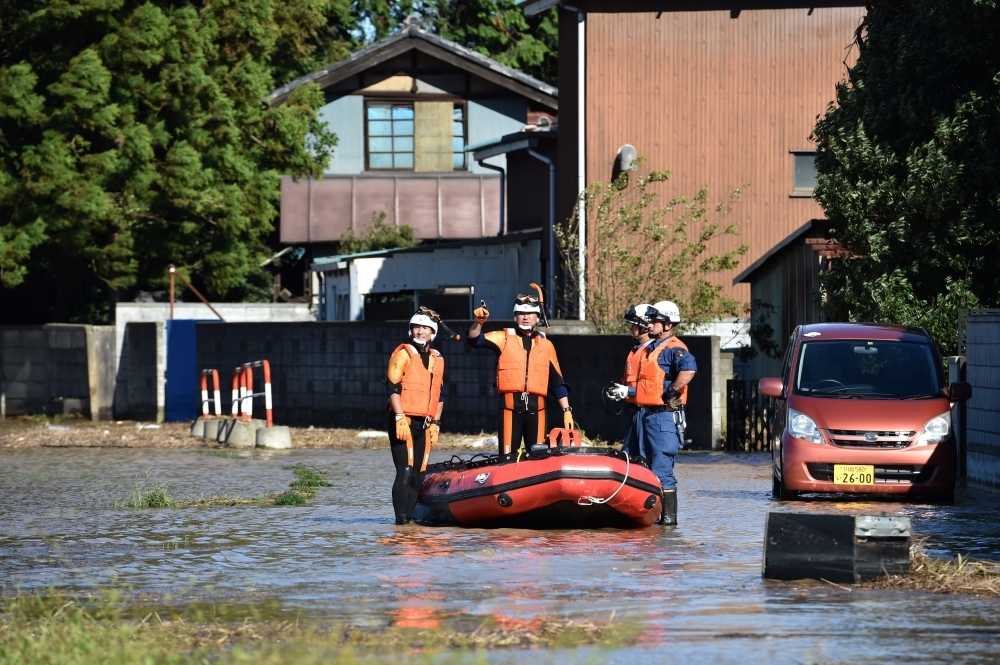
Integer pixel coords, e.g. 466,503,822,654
760,323,972,502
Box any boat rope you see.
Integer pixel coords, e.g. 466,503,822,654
577,451,630,506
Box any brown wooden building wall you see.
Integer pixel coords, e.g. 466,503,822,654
558,5,866,303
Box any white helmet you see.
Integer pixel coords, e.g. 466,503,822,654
624,303,652,328
512,294,542,316
408,311,438,342
648,301,681,324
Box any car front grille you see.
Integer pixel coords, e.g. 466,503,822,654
806,463,933,484
826,429,916,449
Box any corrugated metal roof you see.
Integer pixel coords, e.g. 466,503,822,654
311,230,542,272
464,128,557,154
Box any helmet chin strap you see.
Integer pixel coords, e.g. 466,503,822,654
517,323,534,331
410,335,428,346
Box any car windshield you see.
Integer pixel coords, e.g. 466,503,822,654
793,340,943,399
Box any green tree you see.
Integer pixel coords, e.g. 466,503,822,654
812,0,1000,355
432,1,558,85
556,160,749,333
0,0,336,322
270,0,358,86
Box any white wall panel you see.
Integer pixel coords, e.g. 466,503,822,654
318,95,365,174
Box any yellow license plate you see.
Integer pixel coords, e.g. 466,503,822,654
833,464,874,485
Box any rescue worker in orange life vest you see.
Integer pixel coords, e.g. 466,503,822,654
467,294,572,457
618,303,655,459
607,301,695,525
385,309,446,525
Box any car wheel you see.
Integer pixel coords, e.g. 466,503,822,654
772,468,799,501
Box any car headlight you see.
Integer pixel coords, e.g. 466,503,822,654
915,412,951,446
788,408,823,444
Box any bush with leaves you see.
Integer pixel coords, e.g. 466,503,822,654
339,211,419,255
812,0,1000,355
556,160,749,333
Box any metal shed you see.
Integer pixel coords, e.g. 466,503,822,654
311,232,542,321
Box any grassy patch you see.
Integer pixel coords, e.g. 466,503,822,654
864,546,1000,596
113,465,330,509
287,464,333,491
112,474,175,509
0,592,640,664
272,490,312,506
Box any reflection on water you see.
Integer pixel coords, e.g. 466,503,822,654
1,448,998,662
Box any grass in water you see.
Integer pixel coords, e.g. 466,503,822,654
863,545,1000,596
113,465,330,509
287,464,333,491
112,473,175,509
0,591,641,664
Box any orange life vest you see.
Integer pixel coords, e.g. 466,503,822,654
635,336,689,407
395,344,444,418
623,339,655,404
496,329,552,396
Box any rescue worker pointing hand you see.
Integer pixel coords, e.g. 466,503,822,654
468,293,572,457
385,309,447,525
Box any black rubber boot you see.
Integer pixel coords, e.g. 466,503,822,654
395,514,409,525
659,489,677,526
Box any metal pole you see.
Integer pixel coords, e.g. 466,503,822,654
477,160,506,236
168,264,226,322
527,149,556,319
577,9,587,321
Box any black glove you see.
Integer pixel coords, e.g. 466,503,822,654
664,386,683,411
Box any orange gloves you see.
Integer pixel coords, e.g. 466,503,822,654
562,409,574,430
427,422,440,449
395,415,411,442
474,301,490,324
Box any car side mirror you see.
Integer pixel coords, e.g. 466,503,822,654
949,381,972,402
759,377,784,398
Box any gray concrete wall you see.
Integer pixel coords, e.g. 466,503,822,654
195,321,723,447
115,302,315,420
0,324,115,419
965,315,1000,489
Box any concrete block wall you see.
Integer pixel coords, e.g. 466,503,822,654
965,315,1000,489
0,324,115,419
195,321,723,447
1,327,49,415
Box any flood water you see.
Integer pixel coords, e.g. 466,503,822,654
2,447,999,663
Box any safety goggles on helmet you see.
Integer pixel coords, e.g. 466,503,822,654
646,300,681,324
513,294,542,314
417,306,440,318
624,303,651,327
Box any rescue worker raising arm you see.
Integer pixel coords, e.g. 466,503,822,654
467,294,572,457
385,309,446,525
608,301,695,526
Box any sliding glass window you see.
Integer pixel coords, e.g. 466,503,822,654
367,104,414,170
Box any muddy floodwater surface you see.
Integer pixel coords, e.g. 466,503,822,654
2,447,999,663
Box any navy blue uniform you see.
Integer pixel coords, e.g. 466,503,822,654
626,335,697,489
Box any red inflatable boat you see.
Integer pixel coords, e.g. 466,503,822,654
412,445,663,529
